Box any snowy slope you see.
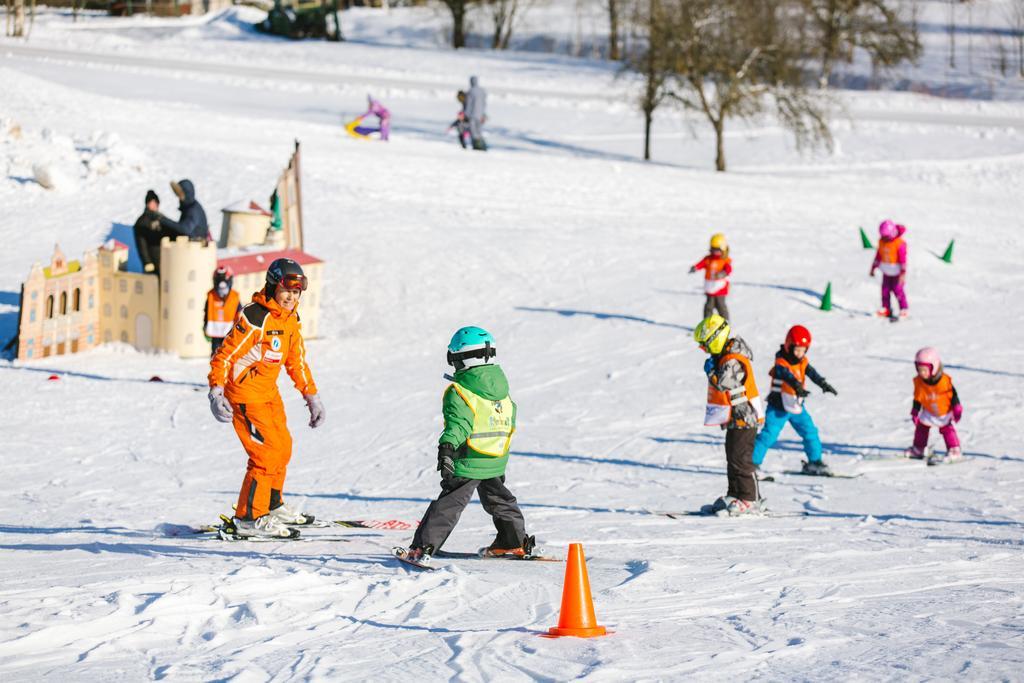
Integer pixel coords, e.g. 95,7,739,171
2,9,1024,681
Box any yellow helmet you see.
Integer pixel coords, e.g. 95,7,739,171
694,314,730,355
710,233,727,251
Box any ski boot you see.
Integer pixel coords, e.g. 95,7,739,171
928,447,963,466
269,502,315,526
482,535,536,559
407,545,434,564
707,496,737,514
801,460,832,476
231,514,298,539
725,498,767,517
876,307,891,318
903,445,927,460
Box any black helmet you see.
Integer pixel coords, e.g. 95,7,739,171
265,258,307,297
213,265,234,289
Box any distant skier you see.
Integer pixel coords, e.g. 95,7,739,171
689,233,732,321
465,76,488,151
207,258,325,539
204,266,241,356
357,94,391,141
906,347,963,464
399,327,535,563
752,325,838,476
132,189,166,274
160,179,210,242
870,220,908,319
694,314,765,516
448,90,472,149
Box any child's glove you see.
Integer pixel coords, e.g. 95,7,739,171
437,443,456,484
208,386,233,423
688,266,696,274
304,394,325,428
869,267,876,277
794,386,810,398
703,357,716,378
820,381,837,395
952,404,963,423
911,408,921,426
143,263,155,273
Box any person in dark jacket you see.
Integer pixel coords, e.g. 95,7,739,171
160,179,210,241
133,189,166,274
464,76,488,151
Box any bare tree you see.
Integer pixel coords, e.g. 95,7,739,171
804,0,921,88
623,0,671,159
486,0,538,49
1007,0,1024,77
439,0,480,48
656,0,832,171
608,0,623,60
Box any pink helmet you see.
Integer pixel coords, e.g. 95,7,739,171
914,347,942,376
879,220,898,239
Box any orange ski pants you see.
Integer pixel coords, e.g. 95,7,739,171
231,395,293,520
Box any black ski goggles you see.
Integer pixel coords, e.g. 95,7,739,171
447,343,496,367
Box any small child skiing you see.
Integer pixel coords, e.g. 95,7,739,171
694,314,765,516
400,327,534,564
870,220,908,319
207,258,325,538
361,94,391,141
448,90,472,149
906,347,963,464
689,233,732,321
752,325,838,476
204,266,241,357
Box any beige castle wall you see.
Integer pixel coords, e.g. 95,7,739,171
158,237,216,358
96,247,160,350
220,210,271,249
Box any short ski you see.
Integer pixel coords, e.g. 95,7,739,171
652,508,806,519
193,516,415,534
434,549,562,562
393,547,437,571
781,470,861,479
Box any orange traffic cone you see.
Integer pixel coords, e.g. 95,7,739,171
547,543,607,638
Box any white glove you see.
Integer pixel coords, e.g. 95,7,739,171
305,393,325,429
208,386,233,423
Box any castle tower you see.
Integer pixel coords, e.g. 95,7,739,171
158,237,216,358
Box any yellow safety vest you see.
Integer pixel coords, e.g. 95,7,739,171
450,383,515,457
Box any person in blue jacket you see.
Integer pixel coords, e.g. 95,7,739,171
160,179,209,241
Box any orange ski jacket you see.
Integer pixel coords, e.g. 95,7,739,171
208,291,317,404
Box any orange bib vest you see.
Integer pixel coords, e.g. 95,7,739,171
704,256,731,295
877,238,905,277
705,353,764,427
205,290,241,339
770,356,808,414
914,373,954,427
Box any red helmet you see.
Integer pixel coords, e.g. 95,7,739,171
785,325,812,349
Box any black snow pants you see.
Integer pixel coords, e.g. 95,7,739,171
703,295,730,321
725,427,759,501
411,476,526,552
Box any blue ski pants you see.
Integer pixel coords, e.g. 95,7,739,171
753,403,822,466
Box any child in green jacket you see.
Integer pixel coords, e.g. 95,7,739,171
402,327,534,563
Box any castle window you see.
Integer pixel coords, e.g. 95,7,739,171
104,330,112,342
104,278,111,291
163,280,170,293
188,298,195,310
88,335,94,344
46,295,54,319
60,292,67,315
27,349,33,358
103,303,111,317
186,333,194,344
29,309,36,323
89,277,94,287
188,270,196,282
120,305,128,319
119,280,127,293
135,281,143,295
89,294,94,309
31,290,37,299
121,331,129,342
163,308,168,320
73,288,81,312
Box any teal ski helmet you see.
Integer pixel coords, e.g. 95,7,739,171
447,326,496,370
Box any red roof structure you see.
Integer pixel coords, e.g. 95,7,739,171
217,249,323,275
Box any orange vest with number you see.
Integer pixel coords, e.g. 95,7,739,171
705,353,763,427
914,373,954,425
703,256,731,295
205,290,241,339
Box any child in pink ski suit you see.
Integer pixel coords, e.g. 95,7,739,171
361,95,391,141
906,347,963,463
870,220,908,318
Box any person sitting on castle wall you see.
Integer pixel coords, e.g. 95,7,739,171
159,179,210,242
205,266,241,356
133,189,169,275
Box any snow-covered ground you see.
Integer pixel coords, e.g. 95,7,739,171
1,5,1024,680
